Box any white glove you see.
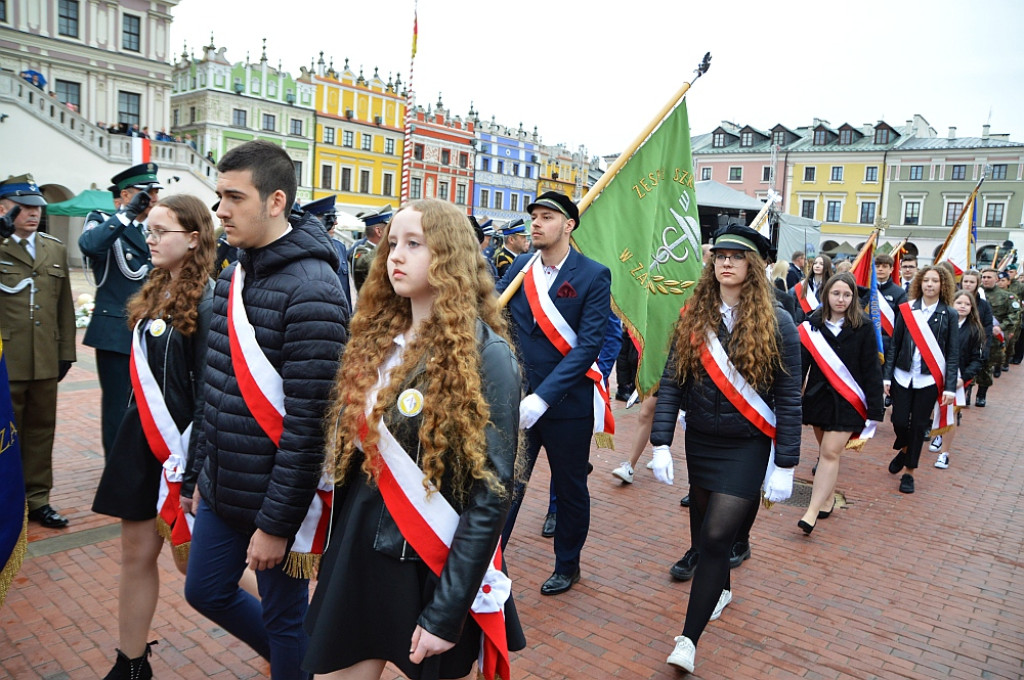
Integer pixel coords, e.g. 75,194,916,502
518,393,549,430
651,445,674,485
763,464,794,503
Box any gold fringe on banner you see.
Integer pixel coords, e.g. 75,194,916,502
845,438,868,451
594,432,615,451
172,541,190,563
0,505,28,607
155,516,173,542
283,551,321,580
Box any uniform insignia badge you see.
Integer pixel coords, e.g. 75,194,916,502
397,388,424,417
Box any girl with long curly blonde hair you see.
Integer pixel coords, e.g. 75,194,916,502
305,198,525,680
650,225,802,673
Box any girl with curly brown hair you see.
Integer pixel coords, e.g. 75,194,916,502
649,224,802,673
304,199,525,680
92,194,216,680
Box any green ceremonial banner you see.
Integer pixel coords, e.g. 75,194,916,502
573,98,702,395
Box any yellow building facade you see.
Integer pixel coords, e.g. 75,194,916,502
789,155,886,238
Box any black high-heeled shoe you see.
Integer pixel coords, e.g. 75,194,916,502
818,499,836,520
798,519,815,535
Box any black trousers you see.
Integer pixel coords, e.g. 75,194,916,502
502,416,592,575
95,349,131,458
889,381,938,470
614,329,638,394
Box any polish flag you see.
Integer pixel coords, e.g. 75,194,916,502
131,137,151,165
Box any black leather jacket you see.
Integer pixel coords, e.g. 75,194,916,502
362,321,520,643
883,300,959,394
651,305,802,468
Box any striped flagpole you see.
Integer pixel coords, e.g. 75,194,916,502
400,1,418,203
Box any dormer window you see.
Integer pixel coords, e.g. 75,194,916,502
713,132,726,148
875,128,890,144
813,130,827,145
839,129,852,145
740,132,753,147
772,131,786,146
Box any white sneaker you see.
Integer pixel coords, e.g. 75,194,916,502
929,435,943,452
934,452,949,469
666,635,695,672
611,462,634,484
709,589,732,621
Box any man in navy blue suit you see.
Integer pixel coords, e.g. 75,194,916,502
498,191,611,595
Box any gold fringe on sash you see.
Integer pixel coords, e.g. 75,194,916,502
845,438,868,451
172,541,190,563
0,505,28,607
594,432,615,451
155,516,173,542
283,551,321,580
929,424,954,438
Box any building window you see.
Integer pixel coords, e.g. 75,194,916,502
991,164,1007,180
945,202,964,226
903,202,920,225
122,14,140,51
523,194,531,206
410,177,422,199
385,138,395,155
320,165,332,190
803,167,816,182
360,170,371,194
909,165,924,180
172,108,179,127
361,134,372,151
382,173,393,197
801,200,815,219
262,113,275,131
494,191,503,209
512,162,520,177
950,164,966,181
762,166,771,182
290,119,303,136
293,161,303,186
497,160,504,174
826,201,842,222
510,194,519,212
839,129,852,145
232,109,247,128
772,131,786,146
985,203,1005,227
875,128,891,144
189,106,196,124
323,126,335,144
343,130,354,147
58,0,79,37
712,132,726,148
1,1,6,22
456,184,466,204
860,202,876,224
340,168,351,191
728,167,742,182
740,132,752,147
701,167,711,181
118,90,140,126
865,166,878,182
481,158,490,172
441,149,451,165
55,79,80,110
831,166,843,182
438,181,448,199
413,143,424,160
480,189,490,208
813,130,827,145
459,153,468,169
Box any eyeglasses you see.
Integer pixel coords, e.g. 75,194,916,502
142,226,190,243
714,252,747,263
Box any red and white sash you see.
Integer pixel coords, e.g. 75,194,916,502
359,417,512,680
522,258,614,447
794,280,820,315
897,302,957,436
877,294,896,336
129,320,195,555
228,265,333,578
699,330,776,440
798,322,876,448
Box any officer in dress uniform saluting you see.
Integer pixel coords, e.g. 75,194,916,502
303,195,352,313
493,218,528,278
0,174,76,528
79,163,161,457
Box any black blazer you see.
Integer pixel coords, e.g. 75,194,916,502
955,320,985,384
883,300,959,394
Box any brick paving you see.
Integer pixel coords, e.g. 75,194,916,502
2,319,1023,679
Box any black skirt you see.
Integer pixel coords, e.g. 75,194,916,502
92,405,163,521
684,429,771,501
303,473,525,679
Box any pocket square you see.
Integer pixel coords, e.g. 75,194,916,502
556,281,578,298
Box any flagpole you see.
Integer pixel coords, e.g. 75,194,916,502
579,53,711,215
934,176,985,262
399,1,418,204
851,229,880,271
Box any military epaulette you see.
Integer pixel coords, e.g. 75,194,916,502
38,232,63,242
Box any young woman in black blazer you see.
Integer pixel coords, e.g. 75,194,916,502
797,273,884,533
883,265,959,494
932,290,985,469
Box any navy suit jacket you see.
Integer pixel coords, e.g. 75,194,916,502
496,248,611,420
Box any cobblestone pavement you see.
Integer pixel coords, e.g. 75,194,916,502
2,326,1023,679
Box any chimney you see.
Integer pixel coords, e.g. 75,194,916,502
906,119,914,135
982,124,991,139
948,126,956,140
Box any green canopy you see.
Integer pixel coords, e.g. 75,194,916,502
45,190,115,217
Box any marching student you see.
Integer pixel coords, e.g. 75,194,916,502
932,290,985,469
649,224,801,673
796,273,884,534
884,265,958,494
791,254,833,321
92,194,216,680
303,199,525,680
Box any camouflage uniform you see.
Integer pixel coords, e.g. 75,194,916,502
983,285,1019,376
348,238,376,292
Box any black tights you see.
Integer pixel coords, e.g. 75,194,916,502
681,486,757,644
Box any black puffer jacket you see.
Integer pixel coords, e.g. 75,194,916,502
651,304,802,468
189,213,349,538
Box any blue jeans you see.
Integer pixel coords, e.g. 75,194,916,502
185,501,310,680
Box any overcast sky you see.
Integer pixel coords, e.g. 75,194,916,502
170,0,1024,158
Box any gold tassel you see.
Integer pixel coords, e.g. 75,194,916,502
845,438,868,451
283,551,321,579
929,425,953,437
172,541,190,563
0,505,28,607
155,516,173,542
594,432,615,450
760,491,775,510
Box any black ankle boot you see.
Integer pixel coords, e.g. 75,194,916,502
103,641,157,680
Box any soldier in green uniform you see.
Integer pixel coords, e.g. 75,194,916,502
493,218,528,278
1006,265,1024,365
0,174,76,528
349,205,391,298
996,271,1021,371
79,163,160,457
978,269,1016,406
